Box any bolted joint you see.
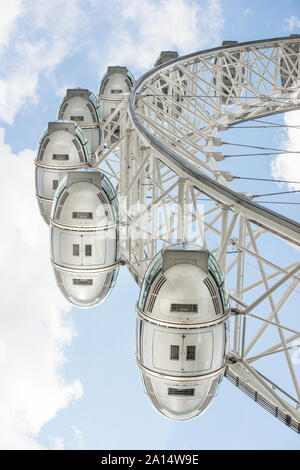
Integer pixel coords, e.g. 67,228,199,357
231,307,244,316
215,170,234,181
206,152,225,161
206,137,223,146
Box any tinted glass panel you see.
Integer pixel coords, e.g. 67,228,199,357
186,345,196,360
72,279,93,285
72,212,93,219
73,244,80,256
85,244,92,256
170,345,179,360
52,154,69,161
168,388,195,396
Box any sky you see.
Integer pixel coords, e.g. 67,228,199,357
0,0,300,450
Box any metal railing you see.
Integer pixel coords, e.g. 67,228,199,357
225,367,300,434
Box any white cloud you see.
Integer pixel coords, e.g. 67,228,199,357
0,2,225,447
54,83,77,99
93,0,224,72
0,0,23,54
284,15,300,32
50,436,65,450
0,0,86,124
0,128,83,449
0,0,225,124
70,425,84,447
245,7,253,16
271,110,300,191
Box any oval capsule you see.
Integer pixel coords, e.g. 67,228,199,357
99,66,134,122
136,243,229,420
280,37,300,88
58,88,101,153
50,169,120,307
35,120,91,224
213,41,245,105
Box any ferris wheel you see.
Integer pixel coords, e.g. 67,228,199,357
35,35,300,433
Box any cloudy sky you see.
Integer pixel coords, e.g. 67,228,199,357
0,0,300,450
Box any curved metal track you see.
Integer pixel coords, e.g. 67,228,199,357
129,36,300,246
97,36,300,432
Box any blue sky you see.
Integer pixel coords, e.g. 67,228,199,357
0,0,300,450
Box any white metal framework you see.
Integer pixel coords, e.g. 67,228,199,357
92,36,300,433
34,35,300,431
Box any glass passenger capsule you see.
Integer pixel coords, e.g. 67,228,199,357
136,243,229,420
154,51,179,67
280,36,300,89
50,169,120,308
35,120,91,225
153,51,186,117
99,66,135,121
58,88,101,153
213,41,245,105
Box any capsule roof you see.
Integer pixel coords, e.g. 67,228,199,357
51,169,118,226
138,243,229,324
154,51,179,67
221,40,238,46
36,120,91,165
35,121,91,225
99,66,135,96
58,88,101,124
57,89,101,153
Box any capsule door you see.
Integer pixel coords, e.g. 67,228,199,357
59,232,83,267
152,329,214,374
79,234,106,267
59,233,106,267
182,333,213,373
152,330,183,373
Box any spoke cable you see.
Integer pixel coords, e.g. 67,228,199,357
234,176,300,184
222,141,300,154
256,201,300,205
253,190,300,198
225,152,291,157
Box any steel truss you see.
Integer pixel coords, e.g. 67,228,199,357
93,36,300,432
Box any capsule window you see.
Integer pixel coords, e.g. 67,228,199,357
53,180,58,190
170,345,179,360
186,346,196,361
72,212,93,219
52,154,69,161
73,279,93,285
70,115,84,121
73,244,80,256
171,304,198,313
168,388,195,396
85,244,92,256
